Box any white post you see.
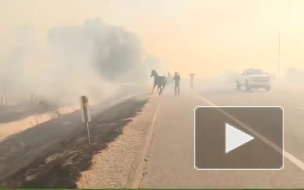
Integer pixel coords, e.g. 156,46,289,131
86,122,91,145
81,95,91,145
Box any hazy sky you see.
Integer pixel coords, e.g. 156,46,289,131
1,0,304,77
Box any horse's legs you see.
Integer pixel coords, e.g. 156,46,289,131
159,86,163,95
157,85,159,94
152,84,156,93
160,85,166,95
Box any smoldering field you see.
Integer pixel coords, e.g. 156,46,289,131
0,18,160,106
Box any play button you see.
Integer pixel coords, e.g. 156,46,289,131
225,123,254,153
194,106,283,170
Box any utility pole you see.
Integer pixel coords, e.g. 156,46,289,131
278,31,281,80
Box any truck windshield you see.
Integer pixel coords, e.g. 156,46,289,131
247,69,264,75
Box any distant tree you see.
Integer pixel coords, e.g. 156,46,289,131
48,18,143,81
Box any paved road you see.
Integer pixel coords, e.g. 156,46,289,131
141,84,304,188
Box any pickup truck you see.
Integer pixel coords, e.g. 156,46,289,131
236,68,271,91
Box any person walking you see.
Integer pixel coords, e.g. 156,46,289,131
172,72,181,95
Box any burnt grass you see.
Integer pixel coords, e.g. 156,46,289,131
0,101,59,124
0,97,148,188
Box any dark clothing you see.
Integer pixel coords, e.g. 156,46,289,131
174,85,180,95
173,75,181,85
172,75,181,95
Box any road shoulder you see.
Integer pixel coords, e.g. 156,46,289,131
77,95,158,188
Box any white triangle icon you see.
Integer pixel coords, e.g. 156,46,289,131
225,123,254,153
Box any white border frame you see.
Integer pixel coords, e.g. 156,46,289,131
194,106,284,171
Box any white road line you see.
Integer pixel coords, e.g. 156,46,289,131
193,91,304,171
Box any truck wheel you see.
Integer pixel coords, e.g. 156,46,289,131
245,81,251,92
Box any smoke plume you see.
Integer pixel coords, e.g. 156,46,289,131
0,18,160,105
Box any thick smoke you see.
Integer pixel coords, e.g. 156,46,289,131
0,19,160,105
284,67,304,83
0,25,37,104
48,18,146,82
142,55,164,74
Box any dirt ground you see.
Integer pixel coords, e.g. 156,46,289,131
77,96,157,188
0,96,148,188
